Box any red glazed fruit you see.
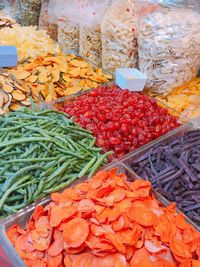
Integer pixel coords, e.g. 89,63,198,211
59,85,180,158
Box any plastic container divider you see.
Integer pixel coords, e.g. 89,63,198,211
0,161,181,267
121,116,200,231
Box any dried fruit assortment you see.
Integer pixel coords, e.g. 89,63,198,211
0,108,110,218
7,54,112,102
0,26,59,62
6,168,200,266
130,130,200,226
0,70,31,115
151,78,200,119
58,85,180,158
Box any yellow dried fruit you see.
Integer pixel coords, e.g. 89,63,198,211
0,26,60,61
149,77,200,119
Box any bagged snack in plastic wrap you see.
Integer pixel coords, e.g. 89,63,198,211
79,0,109,66
54,0,80,53
3,0,21,23
20,0,41,26
58,18,79,53
138,0,200,95
101,0,138,73
39,0,57,40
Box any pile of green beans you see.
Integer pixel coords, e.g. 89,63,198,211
0,108,112,219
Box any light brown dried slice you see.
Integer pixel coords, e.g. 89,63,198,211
69,68,81,77
12,91,26,101
41,84,49,99
21,100,31,106
70,60,88,69
28,75,38,83
9,104,22,111
38,71,48,84
14,82,29,93
2,83,13,93
12,70,31,80
51,70,60,83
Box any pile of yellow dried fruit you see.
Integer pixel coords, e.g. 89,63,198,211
0,26,59,62
150,78,200,119
7,54,112,102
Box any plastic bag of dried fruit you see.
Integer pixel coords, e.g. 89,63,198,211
78,0,110,67
53,0,80,53
20,0,41,26
3,0,21,23
39,0,57,40
101,0,138,74
137,0,200,95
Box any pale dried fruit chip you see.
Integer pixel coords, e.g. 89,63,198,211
0,26,60,62
149,77,200,119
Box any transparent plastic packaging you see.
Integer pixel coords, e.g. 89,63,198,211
1,157,199,266
57,18,79,53
138,0,200,95
101,0,138,73
80,24,101,67
3,0,21,23
20,0,41,26
39,0,58,40
79,0,109,67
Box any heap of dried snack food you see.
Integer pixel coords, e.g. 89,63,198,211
130,130,200,226
0,108,111,218
8,54,112,102
151,78,200,119
7,168,200,266
0,26,59,62
0,70,31,115
0,12,19,29
59,85,180,158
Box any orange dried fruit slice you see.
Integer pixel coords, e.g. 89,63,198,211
63,218,89,248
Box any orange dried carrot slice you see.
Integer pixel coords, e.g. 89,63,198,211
50,206,77,227
170,238,192,259
104,233,126,254
108,189,125,203
175,214,191,230
127,205,158,226
48,238,64,257
192,260,200,267
64,255,72,267
63,218,89,248
78,199,96,213
130,248,154,267
7,225,20,244
47,253,63,267
112,216,125,231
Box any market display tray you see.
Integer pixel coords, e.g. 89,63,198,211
121,116,200,231
0,161,185,267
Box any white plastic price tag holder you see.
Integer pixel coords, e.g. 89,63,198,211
0,46,18,68
115,68,147,92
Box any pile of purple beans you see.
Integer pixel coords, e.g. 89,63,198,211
131,130,200,226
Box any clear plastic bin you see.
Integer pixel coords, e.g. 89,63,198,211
122,116,200,230
0,161,198,266
0,162,158,266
